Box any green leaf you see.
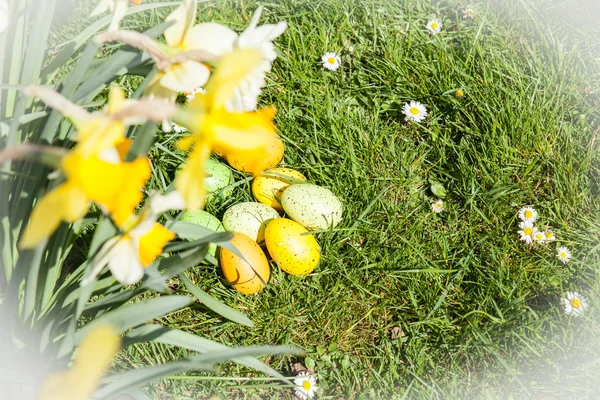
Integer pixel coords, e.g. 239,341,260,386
429,179,447,199
180,273,254,327
305,356,316,370
74,295,193,344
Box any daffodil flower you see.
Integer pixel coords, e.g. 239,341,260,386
38,325,120,400
92,0,142,32
173,48,282,210
0,0,10,33
82,191,184,285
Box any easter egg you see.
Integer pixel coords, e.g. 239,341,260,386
176,158,233,202
226,133,284,175
252,168,307,211
222,202,280,243
179,210,225,257
219,232,270,294
280,184,342,230
264,218,320,276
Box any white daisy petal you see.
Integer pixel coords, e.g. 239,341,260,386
402,101,428,123
293,374,318,399
556,246,572,264
322,52,341,71
561,291,587,316
462,8,474,19
518,206,537,222
432,199,444,213
427,19,443,34
517,220,535,244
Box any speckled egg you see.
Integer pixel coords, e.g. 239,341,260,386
179,210,225,257
280,184,342,230
252,168,307,211
176,158,233,202
264,218,320,276
226,134,284,175
219,232,270,294
222,202,280,243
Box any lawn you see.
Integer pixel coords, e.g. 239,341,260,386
17,0,600,398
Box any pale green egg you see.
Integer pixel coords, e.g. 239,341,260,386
281,184,342,230
179,210,225,257
176,158,233,203
222,202,280,243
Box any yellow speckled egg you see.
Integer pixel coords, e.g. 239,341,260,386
219,233,270,294
226,134,284,175
264,218,320,276
281,184,342,230
252,168,307,211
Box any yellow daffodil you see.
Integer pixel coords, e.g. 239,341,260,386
83,191,184,285
38,325,120,400
173,48,283,210
20,149,151,249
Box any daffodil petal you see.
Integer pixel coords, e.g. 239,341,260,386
81,236,123,286
107,236,145,285
75,117,126,158
185,22,237,55
204,48,263,110
164,0,196,48
20,182,89,249
176,141,211,210
159,61,210,93
107,0,128,31
107,86,126,114
209,107,277,154
137,223,175,266
91,0,111,16
39,325,120,400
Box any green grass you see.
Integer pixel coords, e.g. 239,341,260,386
51,0,600,398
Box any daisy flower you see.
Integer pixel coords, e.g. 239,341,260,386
426,19,443,34
294,373,318,399
560,291,588,317
431,199,444,213
455,89,464,98
533,229,546,243
402,101,428,123
544,230,556,242
321,52,341,71
518,220,535,244
556,246,572,264
462,8,474,19
518,206,537,223
186,86,205,102
170,122,187,133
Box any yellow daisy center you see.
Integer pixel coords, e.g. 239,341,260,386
524,210,533,218
560,252,566,259
524,227,533,235
536,233,543,240
328,57,336,64
546,232,553,239
431,23,438,29
409,107,420,115
303,381,312,390
570,298,581,308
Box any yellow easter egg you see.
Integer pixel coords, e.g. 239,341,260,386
219,232,270,294
264,218,320,276
252,168,307,211
226,133,284,175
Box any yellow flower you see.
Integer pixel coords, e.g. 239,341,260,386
20,149,150,248
173,48,282,210
38,325,120,400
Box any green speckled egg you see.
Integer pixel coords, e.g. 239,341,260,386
180,210,225,257
176,158,233,202
222,202,280,243
264,218,320,276
281,184,342,230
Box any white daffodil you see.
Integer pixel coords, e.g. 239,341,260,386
321,52,341,71
427,19,443,34
402,101,428,123
432,199,444,213
518,220,535,244
556,246,572,264
561,291,588,317
92,0,141,32
518,206,537,223
82,191,185,286
294,373,318,399
0,0,9,33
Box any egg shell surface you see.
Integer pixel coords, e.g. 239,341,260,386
219,232,270,294
179,210,225,257
281,184,342,230
176,158,233,202
264,218,320,276
222,202,280,243
252,168,307,211
226,134,284,175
